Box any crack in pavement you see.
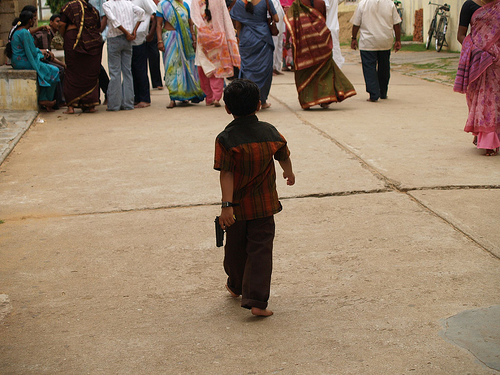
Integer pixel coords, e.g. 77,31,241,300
273,94,500,261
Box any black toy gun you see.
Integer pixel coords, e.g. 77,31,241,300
215,216,224,247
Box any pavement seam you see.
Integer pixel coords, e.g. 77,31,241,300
272,94,500,261
406,193,500,261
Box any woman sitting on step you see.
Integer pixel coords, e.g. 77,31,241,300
5,10,60,112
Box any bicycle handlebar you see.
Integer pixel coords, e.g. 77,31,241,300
428,2,450,11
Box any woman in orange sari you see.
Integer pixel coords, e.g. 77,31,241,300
285,0,355,109
191,0,240,107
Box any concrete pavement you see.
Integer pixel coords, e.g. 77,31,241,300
0,48,499,374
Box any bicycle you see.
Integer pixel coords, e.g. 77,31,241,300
394,0,404,34
426,2,451,52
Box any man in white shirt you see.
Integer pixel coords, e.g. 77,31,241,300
130,0,157,108
103,0,146,111
350,0,401,101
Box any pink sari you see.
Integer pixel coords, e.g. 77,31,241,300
190,0,240,78
454,0,500,151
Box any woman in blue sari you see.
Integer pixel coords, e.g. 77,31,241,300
230,0,278,108
156,0,205,108
6,10,60,111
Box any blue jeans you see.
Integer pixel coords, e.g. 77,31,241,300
107,35,134,111
360,50,391,101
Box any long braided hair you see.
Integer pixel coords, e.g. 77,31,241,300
205,0,212,21
5,10,34,59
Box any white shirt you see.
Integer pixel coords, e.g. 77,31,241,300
350,0,401,51
130,0,157,45
103,0,146,39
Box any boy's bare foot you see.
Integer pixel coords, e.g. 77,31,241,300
261,102,271,109
251,307,273,317
225,284,239,298
63,105,75,114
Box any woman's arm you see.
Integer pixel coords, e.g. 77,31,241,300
100,15,108,33
59,21,67,37
457,25,468,44
156,15,164,51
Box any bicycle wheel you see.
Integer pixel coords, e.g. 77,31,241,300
435,17,445,52
426,19,436,49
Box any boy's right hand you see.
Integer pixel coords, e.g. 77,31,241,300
219,207,235,229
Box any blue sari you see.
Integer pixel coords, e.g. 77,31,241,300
10,28,60,101
230,0,275,104
156,0,205,102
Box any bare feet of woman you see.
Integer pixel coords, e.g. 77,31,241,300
251,307,273,317
485,148,499,156
214,100,221,107
261,102,271,109
63,105,75,114
473,135,478,146
40,100,56,112
134,102,151,108
167,100,176,109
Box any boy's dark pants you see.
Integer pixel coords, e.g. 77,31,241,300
224,216,275,310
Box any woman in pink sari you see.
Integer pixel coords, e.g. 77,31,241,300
454,0,500,156
191,0,240,107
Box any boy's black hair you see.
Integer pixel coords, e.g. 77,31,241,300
50,14,61,21
223,79,260,117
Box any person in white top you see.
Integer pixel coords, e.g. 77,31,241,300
271,0,285,75
103,0,146,111
350,0,401,101
324,0,345,68
130,0,157,108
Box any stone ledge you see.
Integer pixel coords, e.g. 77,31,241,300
0,65,38,79
0,66,38,111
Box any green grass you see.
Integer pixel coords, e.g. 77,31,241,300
0,220,4,224
400,43,427,52
401,35,414,41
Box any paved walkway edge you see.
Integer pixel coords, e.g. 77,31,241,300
0,111,38,166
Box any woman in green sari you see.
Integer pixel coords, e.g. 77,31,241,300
156,0,205,108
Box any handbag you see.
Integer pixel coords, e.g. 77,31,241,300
265,0,279,36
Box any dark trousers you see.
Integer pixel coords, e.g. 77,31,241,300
360,50,391,101
146,33,163,88
99,65,109,101
224,216,275,310
132,42,151,103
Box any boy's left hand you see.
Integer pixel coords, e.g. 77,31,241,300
283,171,295,186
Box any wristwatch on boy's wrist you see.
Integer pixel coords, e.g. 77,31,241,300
221,201,236,208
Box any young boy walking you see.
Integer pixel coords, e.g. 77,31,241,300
214,79,295,317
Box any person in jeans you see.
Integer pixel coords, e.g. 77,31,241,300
103,0,145,111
